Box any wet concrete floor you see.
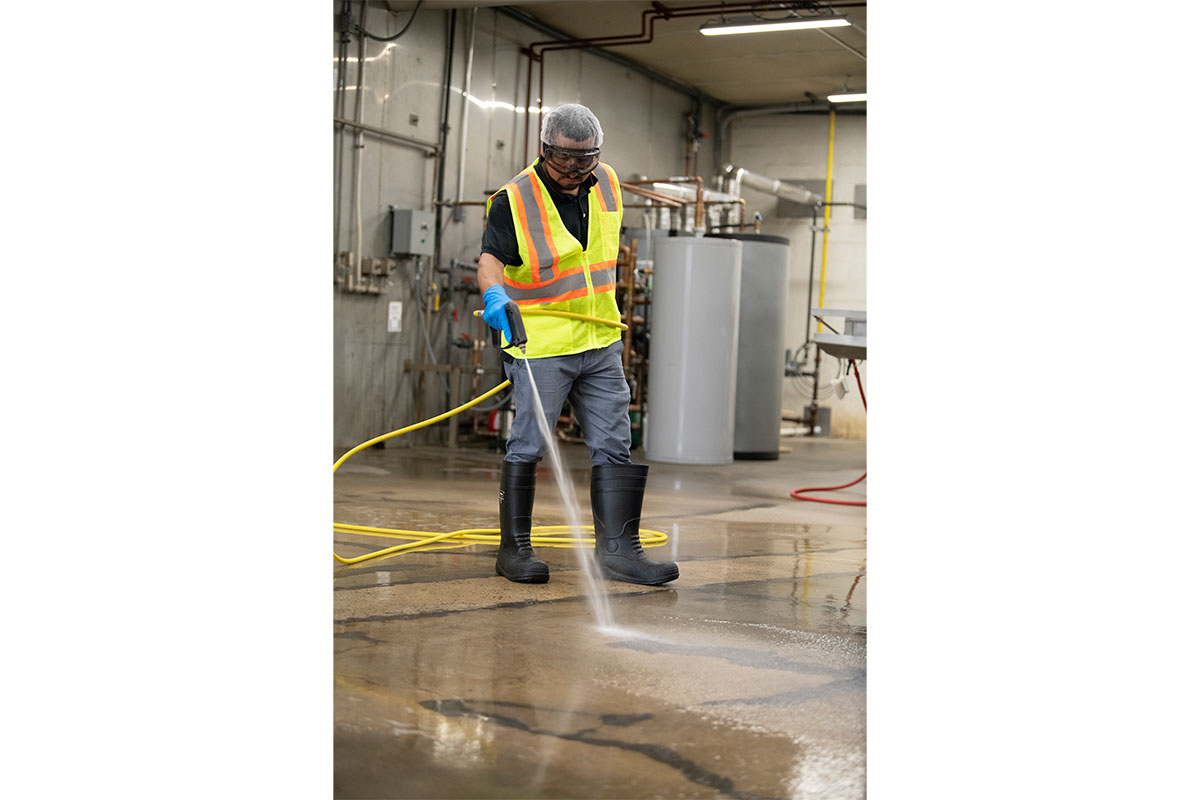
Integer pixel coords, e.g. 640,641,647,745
334,438,866,800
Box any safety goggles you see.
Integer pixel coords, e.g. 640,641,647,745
542,143,601,176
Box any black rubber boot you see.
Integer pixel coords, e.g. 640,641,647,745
591,464,679,586
495,462,549,583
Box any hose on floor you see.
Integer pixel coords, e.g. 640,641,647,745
334,308,664,566
791,358,867,507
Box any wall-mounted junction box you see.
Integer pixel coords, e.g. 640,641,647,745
389,208,435,256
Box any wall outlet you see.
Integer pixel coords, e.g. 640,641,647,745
387,301,403,333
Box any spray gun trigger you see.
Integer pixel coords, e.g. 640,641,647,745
503,301,528,352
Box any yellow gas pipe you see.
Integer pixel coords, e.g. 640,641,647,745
817,109,835,331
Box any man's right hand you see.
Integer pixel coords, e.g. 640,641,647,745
481,284,514,345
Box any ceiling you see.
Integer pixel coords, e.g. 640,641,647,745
382,1,867,108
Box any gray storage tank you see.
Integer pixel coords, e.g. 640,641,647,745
645,236,742,464
707,232,790,460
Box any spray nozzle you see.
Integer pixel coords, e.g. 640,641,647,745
473,303,528,353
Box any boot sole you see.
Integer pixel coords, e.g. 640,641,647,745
600,564,679,586
495,564,550,583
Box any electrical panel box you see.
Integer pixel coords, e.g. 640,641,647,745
390,208,435,256
854,184,867,219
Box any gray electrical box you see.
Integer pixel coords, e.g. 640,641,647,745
390,208,435,256
854,184,867,219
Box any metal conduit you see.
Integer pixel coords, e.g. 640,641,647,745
714,102,864,174
723,165,821,206
351,0,367,289
334,118,440,155
454,9,478,211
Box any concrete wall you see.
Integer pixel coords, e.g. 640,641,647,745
333,3,714,449
727,113,867,440
333,3,865,449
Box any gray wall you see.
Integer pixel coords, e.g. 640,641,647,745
728,113,867,439
333,3,865,449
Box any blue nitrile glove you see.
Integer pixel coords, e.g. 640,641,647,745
481,284,513,345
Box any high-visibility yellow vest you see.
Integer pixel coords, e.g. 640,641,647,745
486,161,624,359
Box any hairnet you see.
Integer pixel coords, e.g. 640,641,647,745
540,103,604,148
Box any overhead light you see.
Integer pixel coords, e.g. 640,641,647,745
828,93,867,103
700,14,850,36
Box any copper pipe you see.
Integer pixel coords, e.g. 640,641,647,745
518,0,865,164
530,6,658,53
515,0,867,172
626,177,705,228
637,360,646,409
623,177,703,187
528,3,864,57
621,183,686,206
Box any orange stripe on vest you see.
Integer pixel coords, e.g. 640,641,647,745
505,182,541,274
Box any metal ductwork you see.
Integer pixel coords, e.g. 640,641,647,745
723,165,820,206
642,181,739,204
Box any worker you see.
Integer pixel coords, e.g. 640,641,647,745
477,103,678,587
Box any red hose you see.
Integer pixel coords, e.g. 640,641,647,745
790,473,866,505
791,358,866,507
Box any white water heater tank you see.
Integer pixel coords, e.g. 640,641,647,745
645,236,742,464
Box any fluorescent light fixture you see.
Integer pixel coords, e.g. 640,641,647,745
700,14,850,36
828,93,867,103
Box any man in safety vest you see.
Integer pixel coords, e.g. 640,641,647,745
477,103,678,587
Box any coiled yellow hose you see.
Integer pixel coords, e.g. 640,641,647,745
333,308,665,566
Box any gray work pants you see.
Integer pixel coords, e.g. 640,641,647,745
502,340,632,466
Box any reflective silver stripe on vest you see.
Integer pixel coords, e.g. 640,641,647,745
589,264,616,288
511,172,556,284
594,164,618,212
505,270,589,302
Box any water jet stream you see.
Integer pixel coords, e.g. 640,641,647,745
523,358,615,628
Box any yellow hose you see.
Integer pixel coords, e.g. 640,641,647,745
523,308,629,329
471,306,629,330
332,380,511,474
334,309,663,567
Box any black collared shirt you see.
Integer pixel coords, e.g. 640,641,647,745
480,158,599,267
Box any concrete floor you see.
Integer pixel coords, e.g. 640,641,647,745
334,436,866,800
